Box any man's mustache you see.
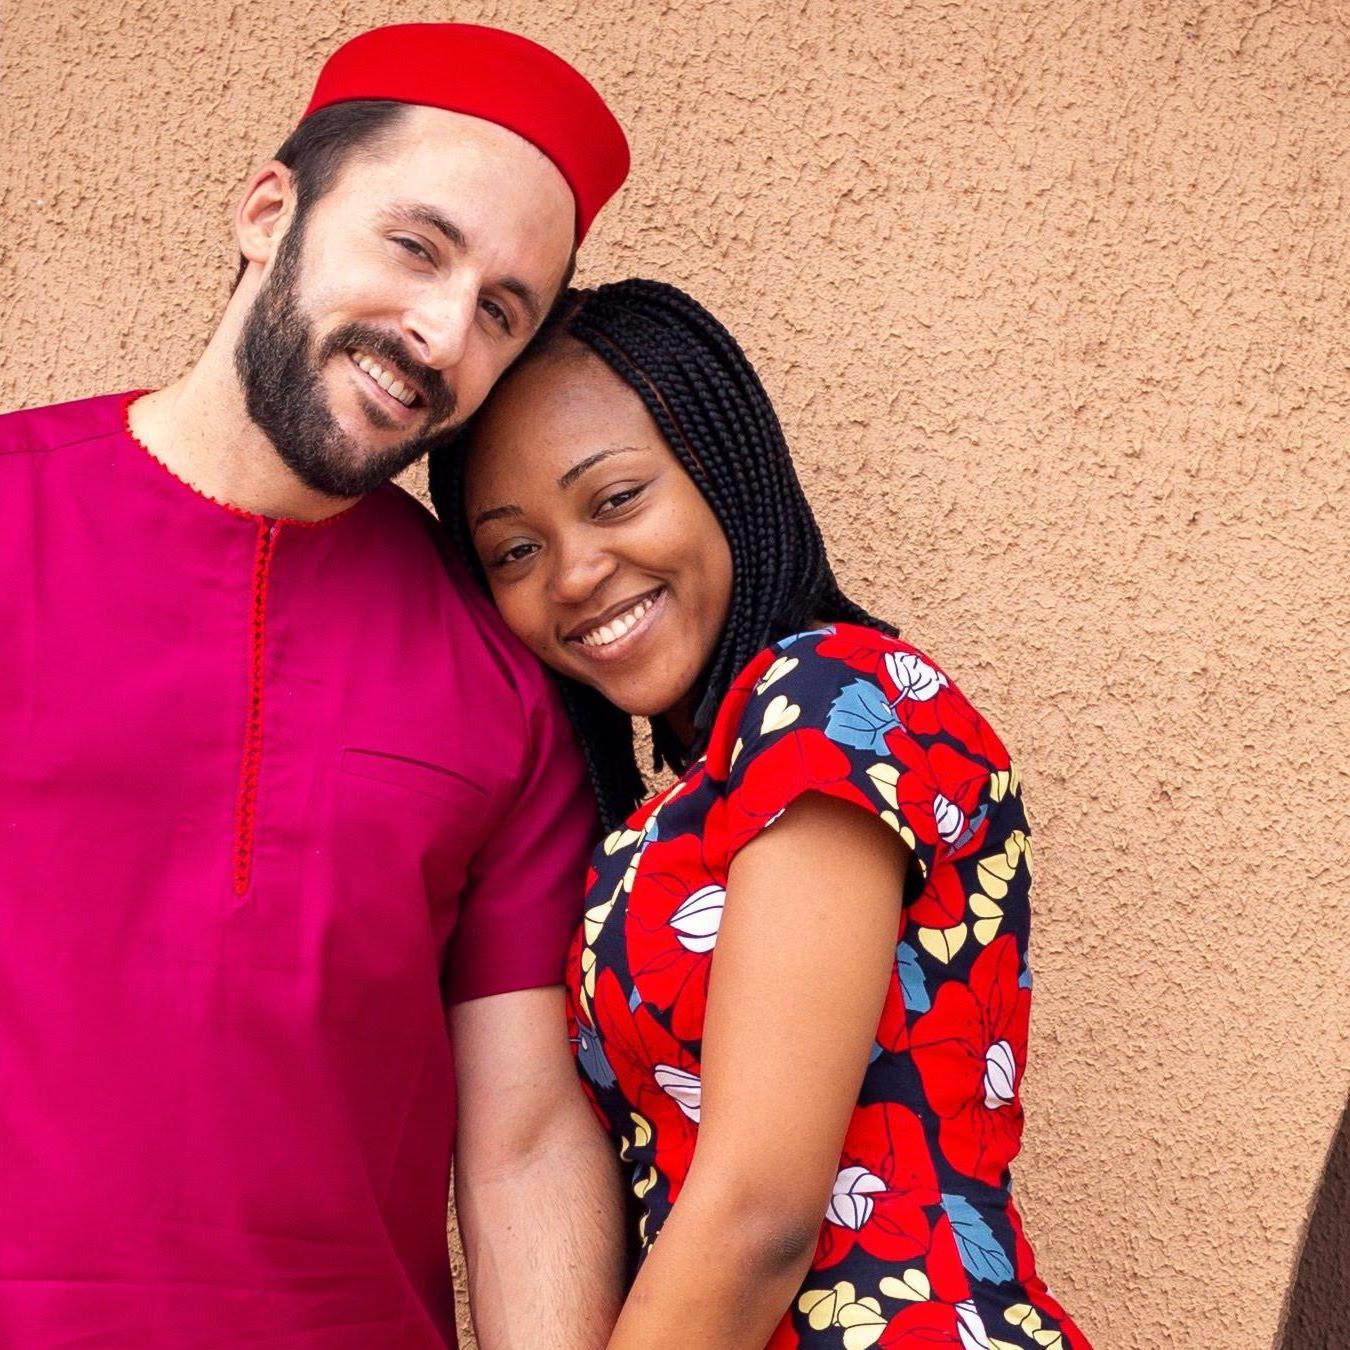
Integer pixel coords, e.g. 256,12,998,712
322,324,457,424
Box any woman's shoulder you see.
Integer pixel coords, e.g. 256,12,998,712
707,618,993,745
706,623,1009,786
701,623,1017,877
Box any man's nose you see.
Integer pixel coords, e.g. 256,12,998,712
550,536,618,607
402,280,477,372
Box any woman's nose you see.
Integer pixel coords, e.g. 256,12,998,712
549,538,618,607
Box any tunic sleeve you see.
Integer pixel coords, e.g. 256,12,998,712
704,628,1009,908
444,665,597,1005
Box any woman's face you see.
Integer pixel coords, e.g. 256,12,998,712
464,347,734,729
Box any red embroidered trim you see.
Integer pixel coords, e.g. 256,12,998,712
120,391,360,531
232,519,279,895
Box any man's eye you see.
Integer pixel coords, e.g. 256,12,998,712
394,236,433,263
481,298,512,333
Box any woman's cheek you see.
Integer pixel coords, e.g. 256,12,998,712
491,580,543,656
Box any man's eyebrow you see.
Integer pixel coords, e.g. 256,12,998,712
387,203,467,251
558,447,644,490
498,276,544,330
471,503,524,533
386,203,543,329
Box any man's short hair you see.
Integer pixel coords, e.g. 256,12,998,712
234,100,409,286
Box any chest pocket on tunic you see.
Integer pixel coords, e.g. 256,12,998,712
323,748,495,979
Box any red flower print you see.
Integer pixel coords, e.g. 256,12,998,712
876,1214,984,1349
630,761,710,833
879,1302,965,1348
872,733,979,854
909,935,1030,1186
626,830,724,1040
815,624,898,673
706,647,779,781
879,651,980,750
925,1212,975,1306
764,1319,801,1350
879,1300,995,1350
590,967,701,1198
816,629,988,755
813,1103,941,1269
710,728,872,868
866,736,972,929
909,865,971,932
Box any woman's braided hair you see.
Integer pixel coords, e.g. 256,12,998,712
429,278,893,832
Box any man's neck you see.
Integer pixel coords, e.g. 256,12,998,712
128,307,359,524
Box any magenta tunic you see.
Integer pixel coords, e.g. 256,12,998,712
0,392,596,1348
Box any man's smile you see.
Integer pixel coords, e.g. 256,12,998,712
347,348,422,411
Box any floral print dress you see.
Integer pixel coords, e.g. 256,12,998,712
566,624,1092,1350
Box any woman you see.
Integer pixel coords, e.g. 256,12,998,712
431,280,1091,1350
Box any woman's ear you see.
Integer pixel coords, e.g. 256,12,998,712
234,160,297,271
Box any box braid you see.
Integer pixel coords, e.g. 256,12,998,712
429,278,892,832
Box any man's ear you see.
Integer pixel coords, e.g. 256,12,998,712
235,161,297,269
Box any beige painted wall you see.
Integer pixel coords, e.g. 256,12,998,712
4,2,1349,1346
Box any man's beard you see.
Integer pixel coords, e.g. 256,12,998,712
234,215,460,499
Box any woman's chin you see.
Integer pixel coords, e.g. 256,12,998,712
577,672,690,723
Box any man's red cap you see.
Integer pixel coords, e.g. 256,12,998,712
302,23,629,243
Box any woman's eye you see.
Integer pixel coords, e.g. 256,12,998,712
492,541,538,568
394,236,433,263
597,486,645,516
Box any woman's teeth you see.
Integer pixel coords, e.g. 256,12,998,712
351,351,417,407
579,594,658,648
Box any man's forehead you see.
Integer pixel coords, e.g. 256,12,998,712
310,115,574,307
342,108,575,225
377,106,570,185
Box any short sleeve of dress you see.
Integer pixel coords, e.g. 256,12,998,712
704,626,1011,907
444,665,598,1005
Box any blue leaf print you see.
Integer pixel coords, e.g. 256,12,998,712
825,679,900,754
1019,962,1034,990
575,1029,617,1090
779,627,832,649
941,1193,1015,1284
897,942,931,1013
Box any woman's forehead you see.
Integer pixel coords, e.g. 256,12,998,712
467,351,665,486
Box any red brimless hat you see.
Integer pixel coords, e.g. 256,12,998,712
302,23,629,243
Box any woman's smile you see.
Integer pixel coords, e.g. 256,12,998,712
565,585,668,662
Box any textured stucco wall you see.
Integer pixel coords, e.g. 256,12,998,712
4,2,1349,1347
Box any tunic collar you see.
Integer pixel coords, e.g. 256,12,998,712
121,390,368,532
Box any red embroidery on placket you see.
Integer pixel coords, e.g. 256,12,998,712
232,518,279,895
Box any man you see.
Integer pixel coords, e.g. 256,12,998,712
0,24,629,1350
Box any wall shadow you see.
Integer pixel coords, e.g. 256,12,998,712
1277,1092,1350,1348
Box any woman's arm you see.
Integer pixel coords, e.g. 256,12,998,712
605,793,908,1350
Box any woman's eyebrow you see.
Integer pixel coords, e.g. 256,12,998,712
472,447,646,532
558,446,644,490
471,503,523,532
